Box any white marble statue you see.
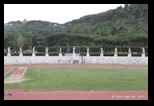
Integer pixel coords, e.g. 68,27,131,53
128,48,131,54
86,47,90,56
19,47,23,56
32,47,36,56
142,47,145,54
33,47,35,53
46,47,48,53
8,47,10,53
20,47,22,54
87,47,89,53
73,47,75,54
141,47,145,57
60,47,61,53
7,47,11,56
128,47,132,57
45,47,49,56
72,47,76,56
59,47,62,56
114,47,118,57
100,48,104,56
115,47,117,54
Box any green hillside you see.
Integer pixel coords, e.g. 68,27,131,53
65,4,148,36
4,4,148,51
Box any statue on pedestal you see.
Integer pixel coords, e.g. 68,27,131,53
20,47,22,54
72,47,76,56
100,48,104,56
46,47,48,53
115,47,117,54
114,47,118,57
60,47,61,53
128,48,131,54
32,47,36,56
45,47,49,56
73,47,75,54
59,47,62,56
7,47,11,56
142,47,145,54
141,47,145,57
8,47,10,52
86,47,90,56
19,47,23,56
128,47,132,57
33,47,35,53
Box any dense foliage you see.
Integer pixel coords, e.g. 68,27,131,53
4,4,148,53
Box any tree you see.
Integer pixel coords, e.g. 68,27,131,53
72,23,91,35
111,26,117,35
17,34,25,48
134,8,141,19
4,32,17,49
130,34,148,47
124,4,129,11
142,7,148,19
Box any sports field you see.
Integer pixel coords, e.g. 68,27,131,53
4,64,148,100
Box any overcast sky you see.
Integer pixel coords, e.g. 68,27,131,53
4,4,124,24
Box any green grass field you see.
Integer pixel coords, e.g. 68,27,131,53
4,67,148,91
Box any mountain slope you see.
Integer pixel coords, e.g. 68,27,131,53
4,4,148,49
64,4,148,36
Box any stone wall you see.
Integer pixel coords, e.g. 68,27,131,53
5,47,148,65
83,56,148,65
4,56,148,65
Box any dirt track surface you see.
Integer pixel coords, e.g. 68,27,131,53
8,67,27,79
6,64,148,68
4,66,15,75
4,89,148,100
4,64,148,100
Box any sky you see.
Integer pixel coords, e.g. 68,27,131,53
4,4,124,24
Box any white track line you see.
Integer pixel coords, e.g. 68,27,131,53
19,67,27,79
8,67,27,79
4,67,15,76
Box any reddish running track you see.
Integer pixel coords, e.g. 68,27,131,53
4,66,15,76
4,89,148,100
12,64,148,68
8,67,27,79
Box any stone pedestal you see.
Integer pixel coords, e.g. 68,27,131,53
59,53,62,56
114,54,118,57
128,54,131,57
141,54,145,57
19,53,23,56
32,53,36,56
7,53,11,56
45,53,49,56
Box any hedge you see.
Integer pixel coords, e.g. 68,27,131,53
23,53,32,56
33,46,148,54
4,52,148,57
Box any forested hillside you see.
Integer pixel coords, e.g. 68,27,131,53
4,4,148,52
